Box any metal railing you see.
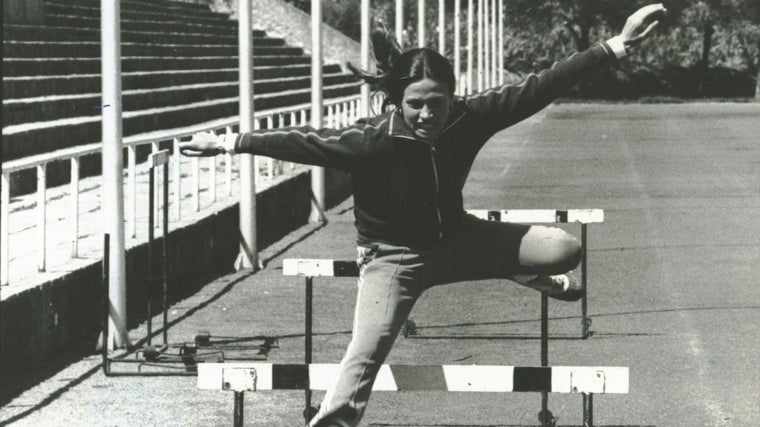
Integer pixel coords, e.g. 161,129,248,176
1,92,386,287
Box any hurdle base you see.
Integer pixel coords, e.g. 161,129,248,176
101,333,277,377
402,316,593,340
102,341,269,377
193,332,280,352
103,344,223,377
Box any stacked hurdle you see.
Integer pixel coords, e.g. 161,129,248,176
101,150,275,376
459,208,604,340
199,209,623,426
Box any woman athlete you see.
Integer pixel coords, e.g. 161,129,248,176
180,4,666,425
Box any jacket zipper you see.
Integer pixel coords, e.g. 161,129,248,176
428,145,443,239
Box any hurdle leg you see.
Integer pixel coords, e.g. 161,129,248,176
233,391,244,427
581,223,591,339
583,393,594,427
305,276,313,422
102,234,111,375
147,164,155,346
541,293,548,365
539,292,555,427
162,162,169,346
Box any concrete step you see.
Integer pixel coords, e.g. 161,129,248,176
49,0,217,16
4,73,357,125
44,14,238,35
3,82,361,162
44,2,230,25
3,64,343,98
4,41,302,58
3,24,268,44
3,55,312,76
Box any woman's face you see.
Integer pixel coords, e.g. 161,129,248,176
401,78,453,141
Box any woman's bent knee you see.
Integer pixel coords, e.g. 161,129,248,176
519,226,581,274
555,233,582,272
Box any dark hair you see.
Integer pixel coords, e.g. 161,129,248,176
348,26,456,110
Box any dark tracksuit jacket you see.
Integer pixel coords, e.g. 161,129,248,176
231,44,617,250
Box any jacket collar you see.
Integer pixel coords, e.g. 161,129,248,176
388,101,467,143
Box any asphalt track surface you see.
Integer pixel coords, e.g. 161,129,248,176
1,102,758,426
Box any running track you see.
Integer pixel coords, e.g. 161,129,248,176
1,103,758,426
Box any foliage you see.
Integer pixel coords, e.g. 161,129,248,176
282,0,758,96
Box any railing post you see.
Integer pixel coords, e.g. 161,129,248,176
277,113,285,172
101,0,128,349
266,116,274,178
360,0,370,118
236,0,258,270
498,0,504,85
438,0,445,53
224,128,233,197
151,142,160,226
309,0,326,223
36,165,47,272
1,173,10,286
454,0,461,94
418,0,425,47
192,157,200,212
491,0,498,87
477,0,483,91
467,0,474,95
209,151,217,203
127,145,136,237
395,0,404,47
70,157,80,258
172,138,182,219
253,119,261,187
484,0,490,88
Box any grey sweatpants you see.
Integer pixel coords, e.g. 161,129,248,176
308,214,581,426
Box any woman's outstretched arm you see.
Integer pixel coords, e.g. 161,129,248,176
179,119,381,171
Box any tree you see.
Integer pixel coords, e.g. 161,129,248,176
678,0,760,72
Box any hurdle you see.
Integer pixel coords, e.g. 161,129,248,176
101,150,274,376
282,208,604,422
198,362,629,426
461,208,604,340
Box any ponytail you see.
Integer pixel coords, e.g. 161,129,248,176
347,22,404,111
348,23,455,110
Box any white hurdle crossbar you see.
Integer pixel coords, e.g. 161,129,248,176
198,363,628,426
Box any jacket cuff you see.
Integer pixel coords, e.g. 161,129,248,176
604,36,627,59
220,133,238,154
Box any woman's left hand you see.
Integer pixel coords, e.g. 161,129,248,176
619,3,668,48
179,131,223,157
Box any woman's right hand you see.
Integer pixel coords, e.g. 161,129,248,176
178,131,223,157
619,3,668,48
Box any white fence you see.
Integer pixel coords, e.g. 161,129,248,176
1,93,386,287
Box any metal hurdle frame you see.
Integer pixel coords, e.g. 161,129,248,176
101,150,204,376
101,150,274,376
147,149,170,350
197,362,629,427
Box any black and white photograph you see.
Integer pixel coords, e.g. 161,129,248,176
1,0,758,426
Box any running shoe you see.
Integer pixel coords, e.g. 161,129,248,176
526,274,583,301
